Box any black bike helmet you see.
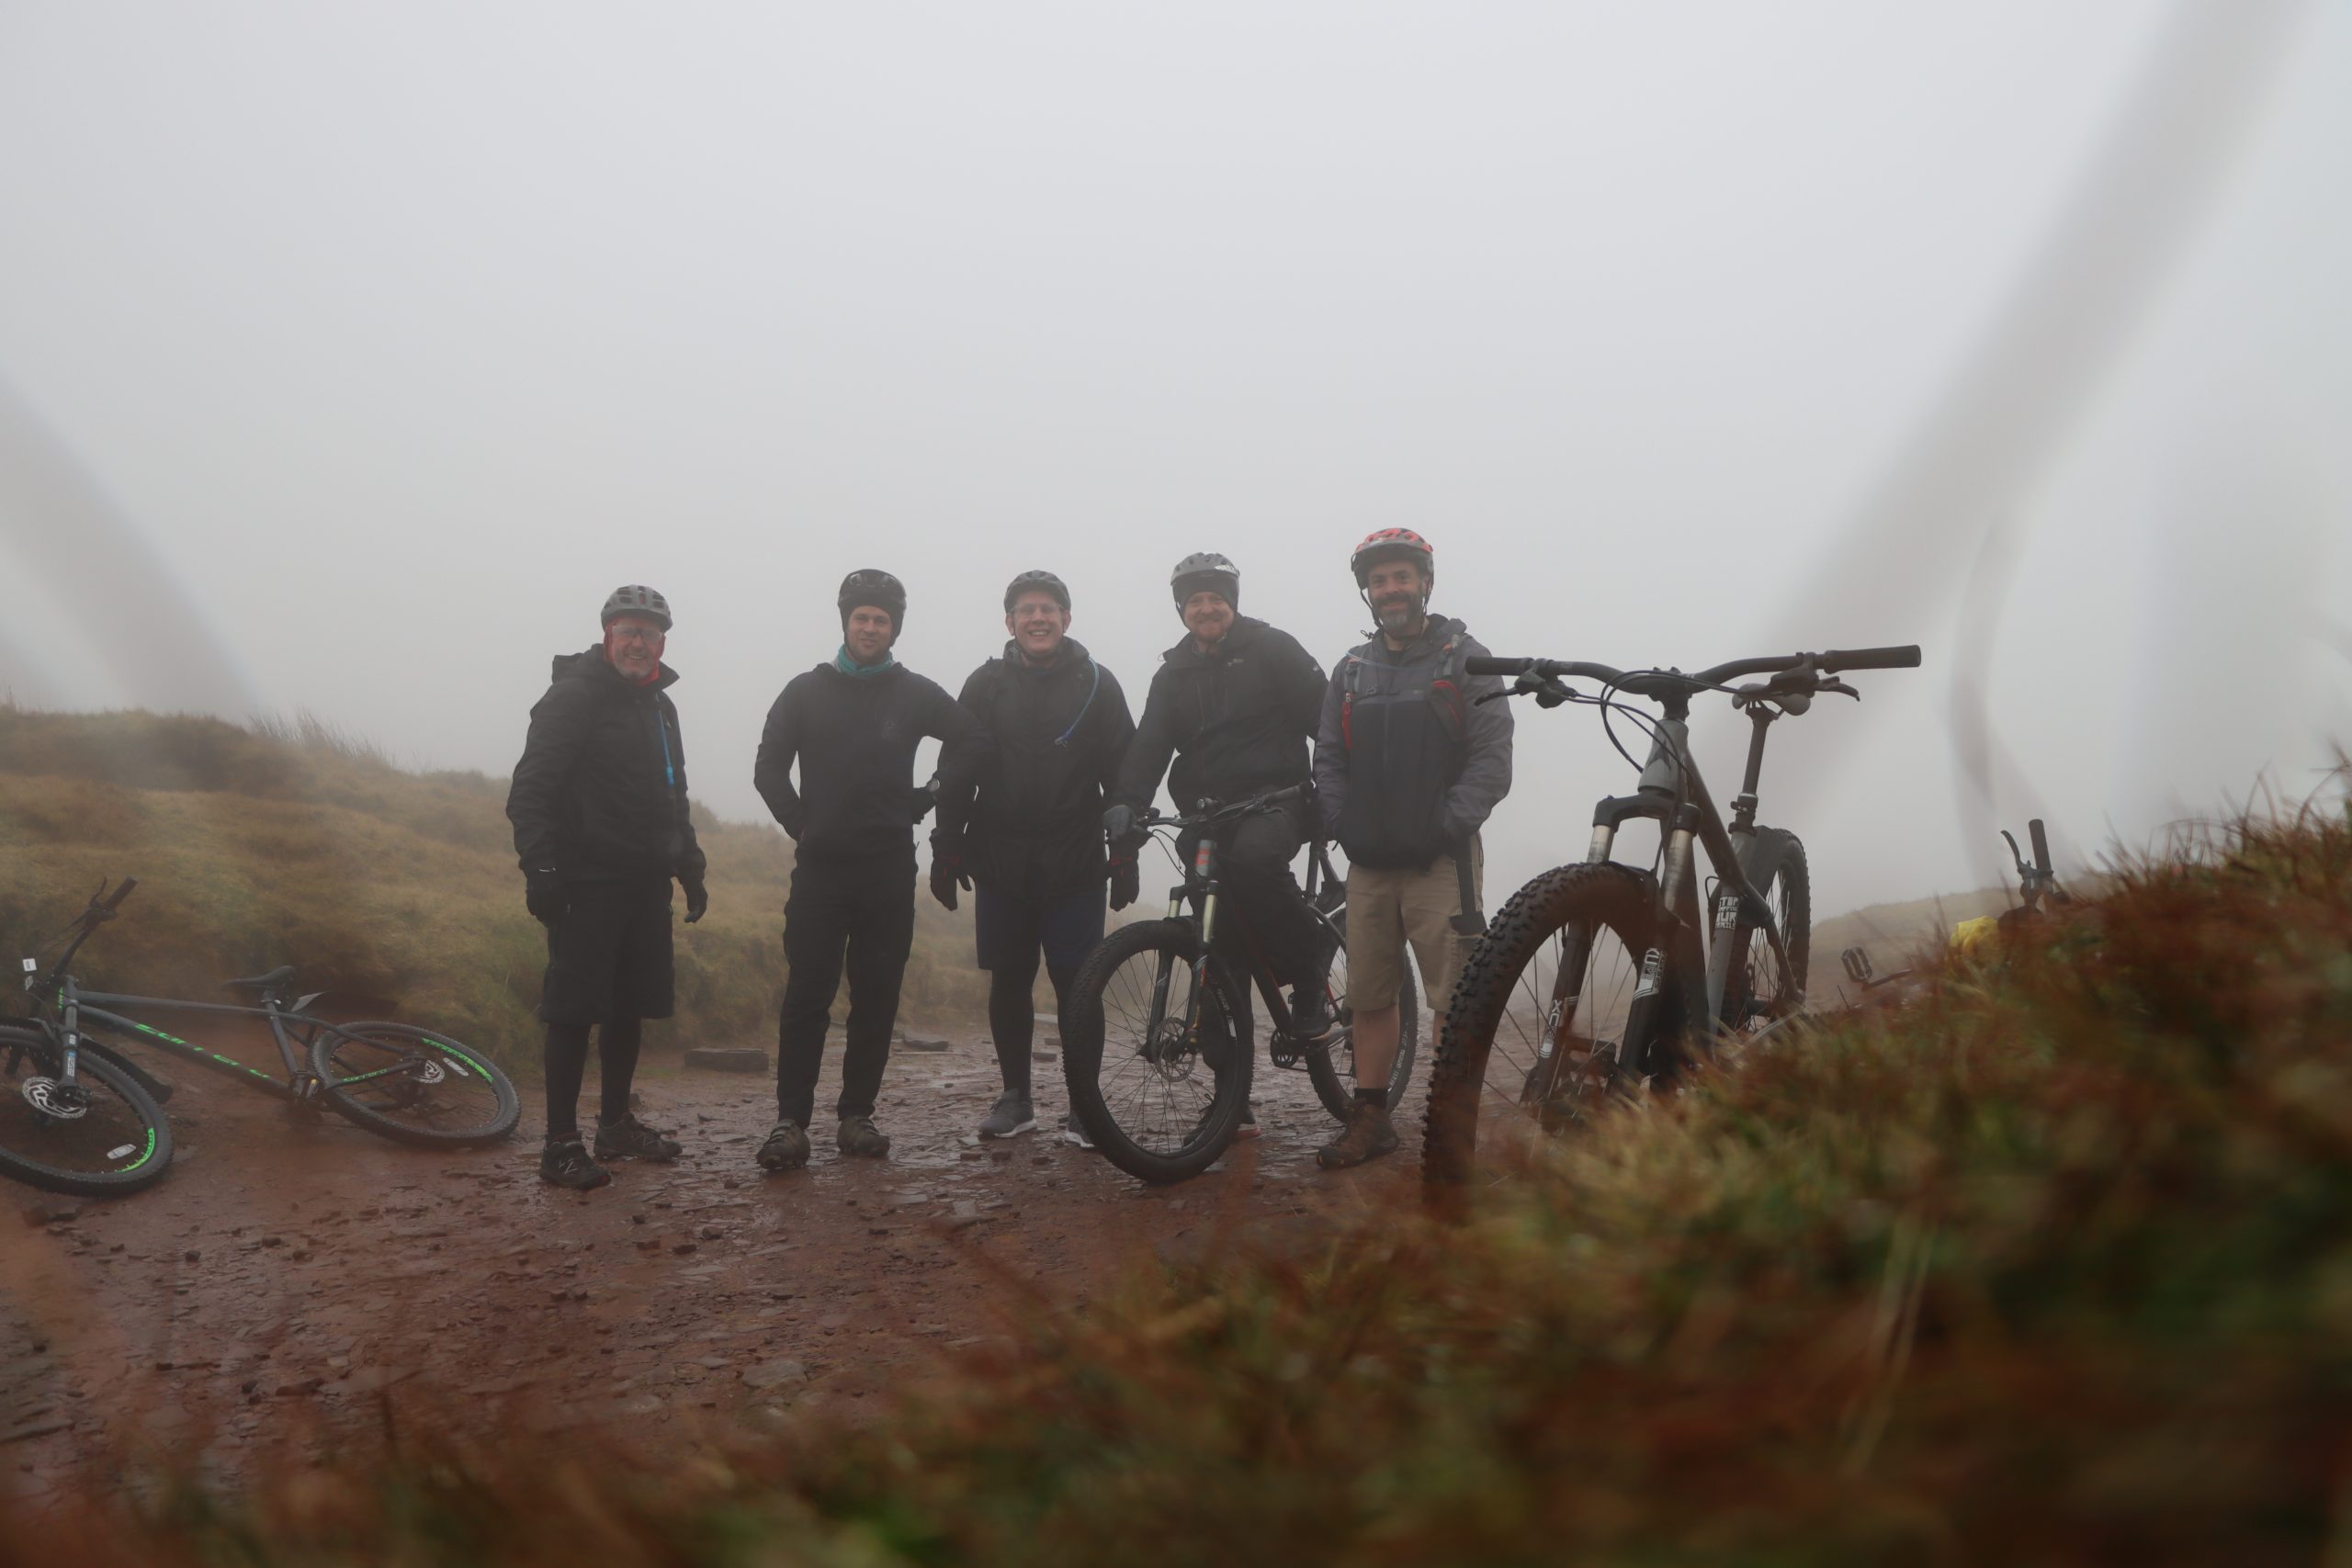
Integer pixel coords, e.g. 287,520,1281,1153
1003,570,1071,613
837,569,908,632
601,584,673,630
1169,551,1239,614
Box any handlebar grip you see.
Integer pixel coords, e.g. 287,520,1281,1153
1818,645,1921,672
100,876,140,912
1464,656,1532,677
2028,819,2052,875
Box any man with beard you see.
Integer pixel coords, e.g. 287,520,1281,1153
933,570,1137,1141
752,570,988,1170
507,584,709,1191
1112,551,1333,1085
1312,529,1513,1168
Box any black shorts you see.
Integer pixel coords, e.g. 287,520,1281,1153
538,879,675,1025
974,884,1105,976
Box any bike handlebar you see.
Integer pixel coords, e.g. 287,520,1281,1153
1464,645,1921,697
99,876,140,913
1143,782,1309,831
2029,818,2052,875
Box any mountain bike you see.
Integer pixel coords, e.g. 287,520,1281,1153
1421,645,1919,1200
1061,784,1419,1183
1951,818,2072,954
2,877,521,1197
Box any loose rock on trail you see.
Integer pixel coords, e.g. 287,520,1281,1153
0,1028,1419,1504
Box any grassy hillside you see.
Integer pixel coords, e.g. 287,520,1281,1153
0,704,991,1070
22,786,2352,1562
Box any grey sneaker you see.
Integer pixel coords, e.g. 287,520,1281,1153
594,1112,681,1163
539,1134,611,1190
837,1116,892,1158
755,1120,810,1172
978,1094,1037,1139
1061,1111,1095,1150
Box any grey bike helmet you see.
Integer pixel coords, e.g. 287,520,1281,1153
837,569,908,632
601,584,673,630
1003,570,1071,613
1170,552,1239,614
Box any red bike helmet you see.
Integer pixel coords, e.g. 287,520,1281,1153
1350,528,1434,586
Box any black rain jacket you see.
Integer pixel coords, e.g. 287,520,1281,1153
939,638,1136,899
1116,616,1326,815
507,647,707,886
753,660,989,863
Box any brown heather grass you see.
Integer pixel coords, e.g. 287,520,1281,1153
9,784,2352,1563
0,704,989,1070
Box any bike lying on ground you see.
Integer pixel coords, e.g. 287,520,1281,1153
1062,784,1418,1183
1,878,520,1197
1422,645,1920,1201
1951,818,2072,955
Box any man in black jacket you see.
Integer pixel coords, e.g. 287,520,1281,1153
752,570,988,1170
1112,552,1333,1044
933,570,1136,1141
506,584,709,1191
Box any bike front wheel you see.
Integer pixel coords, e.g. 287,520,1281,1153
311,1021,520,1147
1305,907,1420,1122
0,1026,173,1196
1422,863,1702,1201
1063,920,1255,1184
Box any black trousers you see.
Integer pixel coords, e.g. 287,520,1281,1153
1182,797,1325,987
776,850,917,1126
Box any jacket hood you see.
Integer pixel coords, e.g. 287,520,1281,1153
1160,615,1268,667
1357,615,1468,657
553,646,679,691
814,656,908,682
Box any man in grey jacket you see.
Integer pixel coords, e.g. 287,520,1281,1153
1311,529,1512,1168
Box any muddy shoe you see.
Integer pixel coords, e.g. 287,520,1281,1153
594,1112,681,1163
1316,1103,1399,1169
837,1116,892,1158
1061,1111,1095,1150
755,1120,810,1172
978,1094,1036,1139
539,1134,612,1190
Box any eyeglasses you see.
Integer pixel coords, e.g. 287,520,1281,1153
607,625,664,644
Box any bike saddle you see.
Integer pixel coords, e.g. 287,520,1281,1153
224,964,297,993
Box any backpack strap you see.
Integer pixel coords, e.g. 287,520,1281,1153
1426,633,1469,746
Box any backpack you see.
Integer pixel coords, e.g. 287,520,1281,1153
1338,628,1469,753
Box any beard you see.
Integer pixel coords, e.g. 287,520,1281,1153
1374,598,1421,633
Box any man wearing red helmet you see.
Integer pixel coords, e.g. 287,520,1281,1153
1312,530,1514,1168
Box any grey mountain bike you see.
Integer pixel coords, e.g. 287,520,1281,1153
1421,645,1919,1200
1062,784,1418,1184
2,878,519,1197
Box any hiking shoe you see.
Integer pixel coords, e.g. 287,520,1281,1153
1061,1111,1095,1150
1316,1103,1399,1169
755,1119,810,1172
837,1116,892,1158
539,1134,611,1190
978,1094,1037,1139
594,1112,681,1164
1236,1101,1261,1140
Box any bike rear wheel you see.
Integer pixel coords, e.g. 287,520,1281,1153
1063,920,1254,1184
1723,829,1811,1043
0,1026,173,1196
1422,863,1702,1200
311,1021,520,1146
1305,907,1420,1122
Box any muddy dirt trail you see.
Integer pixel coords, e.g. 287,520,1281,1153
0,1032,1422,1505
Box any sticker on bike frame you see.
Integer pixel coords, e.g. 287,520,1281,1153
119,1019,277,1083
1633,949,1664,999
1716,894,1740,930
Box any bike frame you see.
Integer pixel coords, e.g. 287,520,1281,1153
28,973,338,1106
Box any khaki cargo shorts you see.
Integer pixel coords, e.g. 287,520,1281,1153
1343,837,1483,1017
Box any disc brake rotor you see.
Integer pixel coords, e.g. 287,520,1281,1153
20,1077,90,1120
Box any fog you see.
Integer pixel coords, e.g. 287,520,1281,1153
3,2,2346,918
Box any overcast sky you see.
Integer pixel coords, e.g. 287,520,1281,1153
3,2,2346,917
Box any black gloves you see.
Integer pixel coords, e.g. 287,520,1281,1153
1102,804,1137,845
681,876,708,924
525,868,567,926
929,852,972,911
909,784,939,824
1108,852,1140,912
